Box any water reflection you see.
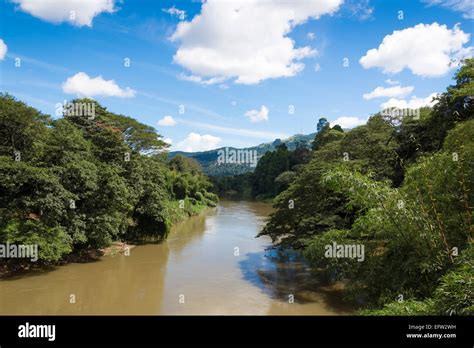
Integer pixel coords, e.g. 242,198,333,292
0,201,351,315
239,248,352,313
239,249,316,302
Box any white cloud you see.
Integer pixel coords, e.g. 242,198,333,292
0,39,7,60
162,6,186,20
12,0,116,27
360,23,473,77
381,93,440,110
330,116,367,129
307,32,316,40
170,0,342,85
62,72,136,98
363,85,414,100
314,63,321,72
163,138,173,145
245,105,269,123
157,115,177,127
385,79,400,85
176,132,221,152
423,0,474,19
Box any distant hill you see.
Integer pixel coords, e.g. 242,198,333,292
168,132,316,176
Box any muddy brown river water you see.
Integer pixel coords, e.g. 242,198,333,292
0,200,351,315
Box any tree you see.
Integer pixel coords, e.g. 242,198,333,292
312,117,335,150
289,143,311,169
260,62,473,314
332,124,344,133
65,98,168,155
0,95,218,268
0,93,49,161
420,58,473,153
251,144,289,198
316,117,329,132
169,155,202,175
0,157,73,261
274,171,297,191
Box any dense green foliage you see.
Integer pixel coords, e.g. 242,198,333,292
259,59,474,315
0,96,217,265
210,143,311,199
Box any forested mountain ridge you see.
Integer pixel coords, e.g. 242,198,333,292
0,95,218,275
169,132,316,176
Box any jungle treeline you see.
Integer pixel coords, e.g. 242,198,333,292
0,96,218,269
210,142,312,199
256,59,473,315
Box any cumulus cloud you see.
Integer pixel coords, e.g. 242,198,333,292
360,23,473,77
245,105,269,123
330,116,367,129
163,138,173,145
423,0,474,19
170,0,342,85
381,93,440,110
363,85,414,100
157,115,177,127
0,39,7,60
176,132,221,152
12,0,116,27
307,32,316,40
62,72,136,98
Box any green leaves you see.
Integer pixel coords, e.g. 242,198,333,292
0,95,217,265
251,143,290,198
260,61,474,314
0,93,50,161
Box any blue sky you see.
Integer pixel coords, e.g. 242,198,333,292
0,0,473,151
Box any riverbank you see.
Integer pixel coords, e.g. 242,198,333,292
0,242,134,279
213,193,275,204
0,201,216,279
0,200,352,315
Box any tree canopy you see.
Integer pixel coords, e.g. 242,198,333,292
259,59,474,315
0,95,217,265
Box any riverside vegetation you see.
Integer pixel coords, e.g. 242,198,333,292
211,59,473,315
0,96,217,276
0,60,472,316
257,59,473,315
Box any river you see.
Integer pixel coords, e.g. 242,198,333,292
0,200,350,315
